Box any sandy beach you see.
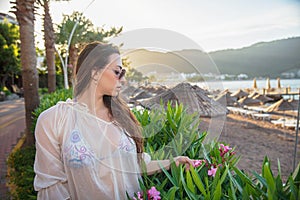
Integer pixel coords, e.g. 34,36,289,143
200,113,299,181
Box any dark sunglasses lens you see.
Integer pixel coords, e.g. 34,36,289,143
119,69,126,79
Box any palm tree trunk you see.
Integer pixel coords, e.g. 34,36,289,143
68,44,78,86
13,0,40,146
43,0,56,93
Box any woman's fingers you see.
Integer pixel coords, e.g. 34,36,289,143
174,156,194,170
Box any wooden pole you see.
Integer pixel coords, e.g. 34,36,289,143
293,88,300,171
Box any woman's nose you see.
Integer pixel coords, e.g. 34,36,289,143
119,76,126,85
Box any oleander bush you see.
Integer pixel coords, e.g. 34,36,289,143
7,90,300,199
132,103,300,200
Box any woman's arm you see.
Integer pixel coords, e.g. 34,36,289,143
146,156,194,175
34,107,70,199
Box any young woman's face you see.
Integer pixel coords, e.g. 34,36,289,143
95,53,124,97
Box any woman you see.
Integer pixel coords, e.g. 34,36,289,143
34,42,193,199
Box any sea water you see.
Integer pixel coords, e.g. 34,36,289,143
196,78,300,99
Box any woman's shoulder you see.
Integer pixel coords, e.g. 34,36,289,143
38,99,74,120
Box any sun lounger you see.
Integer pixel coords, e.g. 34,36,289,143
284,123,300,130
251,113,271,121
271,120,285,126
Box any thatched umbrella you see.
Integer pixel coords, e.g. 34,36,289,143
248,91,259,98
130,90,153,101
139,82,227,117
121,85,138,102
252,78,257,89
231,89,248,100
215,90,237,106
265,99,298,112
266,78,271,90
238,96,262,106
253,94,274,103
277,77,281,88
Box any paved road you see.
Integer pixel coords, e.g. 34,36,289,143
0,98,25,198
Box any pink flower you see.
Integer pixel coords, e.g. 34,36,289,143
208,166,217,177
192,159,205,168
133,191,143,200
219,144,232,156
147,186,161,200
220,144,232,153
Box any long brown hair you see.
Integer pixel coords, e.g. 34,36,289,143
74,41,144,162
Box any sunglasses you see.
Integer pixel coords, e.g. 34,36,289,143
112,68,126,80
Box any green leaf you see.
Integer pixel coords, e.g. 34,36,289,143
186,170,195,194
165,186,179,200
190,166,207,196
263,162,277,199
229,177,237,200
158,161,178,187
204,177,211,199
170,158,180,186
288,176,298,200
213,181,222,200
291,162,300,188
253,171,267,188
180,167,199,200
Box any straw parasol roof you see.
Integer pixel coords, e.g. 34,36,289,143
215,90,237,106
252,94,274,103
252,78,257,89
265,99,298,112
139,82,227,117
139,85,167,94
277,77,281,88
266,78,271,90
248,91,259,98
230,89,249,99
121,85,139,102
238,96,262,106
130,90,153,101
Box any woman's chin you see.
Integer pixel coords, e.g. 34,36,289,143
111,91,119,97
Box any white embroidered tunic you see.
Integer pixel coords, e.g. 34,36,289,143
34,99,150,200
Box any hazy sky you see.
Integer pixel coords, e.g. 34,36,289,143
1,0,300,52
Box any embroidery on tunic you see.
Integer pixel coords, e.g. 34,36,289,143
118,133,135,152
64,129,94,168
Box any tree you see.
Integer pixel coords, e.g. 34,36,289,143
56,11,122,88
122,57,147,82
0,20,20,89
37,0,56,93
12,0,40,146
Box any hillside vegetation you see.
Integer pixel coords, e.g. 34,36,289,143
125,37,300,78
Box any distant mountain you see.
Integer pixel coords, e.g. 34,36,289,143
124,37,300,78
210,37,300,78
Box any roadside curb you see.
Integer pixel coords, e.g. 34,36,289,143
6,132,26,195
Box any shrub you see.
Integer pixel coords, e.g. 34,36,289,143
7,93,300,199
7,146,37,199
1,86,11,96
131,103,300,200
7,88,72,199
31,88,72,133
133,102,202,160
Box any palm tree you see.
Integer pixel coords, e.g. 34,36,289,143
37,0,56,93
12,0,40,146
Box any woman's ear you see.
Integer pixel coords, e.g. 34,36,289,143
91,69,100,81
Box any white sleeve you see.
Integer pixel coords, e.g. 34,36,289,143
142,152,151,165
34,107,70,200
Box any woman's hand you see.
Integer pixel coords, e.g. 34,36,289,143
174,156,194,171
